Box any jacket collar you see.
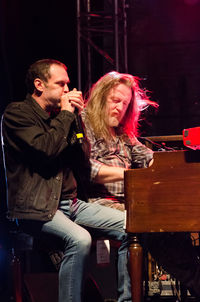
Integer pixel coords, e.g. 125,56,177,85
25,94,51,121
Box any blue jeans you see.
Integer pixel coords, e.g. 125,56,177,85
19,199,131,302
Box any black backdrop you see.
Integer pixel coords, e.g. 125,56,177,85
1,0,200,135
0,0,77,112
127,0,200,136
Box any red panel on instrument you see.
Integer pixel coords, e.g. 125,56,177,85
183,127,200,150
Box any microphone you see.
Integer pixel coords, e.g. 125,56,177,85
74,108,84,144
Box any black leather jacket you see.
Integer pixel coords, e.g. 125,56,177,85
2,94,87,221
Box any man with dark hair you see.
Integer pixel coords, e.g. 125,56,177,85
1,59,131,302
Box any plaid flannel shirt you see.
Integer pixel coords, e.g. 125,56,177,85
82,111,153,202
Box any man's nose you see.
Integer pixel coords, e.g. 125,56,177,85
64,84,69,92
116,102,123,112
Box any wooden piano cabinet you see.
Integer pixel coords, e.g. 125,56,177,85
124,150,200,302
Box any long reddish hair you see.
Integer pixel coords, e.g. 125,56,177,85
85,71,158,141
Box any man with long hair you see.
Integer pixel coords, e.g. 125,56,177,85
82,71,158,211
82,71,200,298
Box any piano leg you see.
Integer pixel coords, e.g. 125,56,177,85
129,234,143,302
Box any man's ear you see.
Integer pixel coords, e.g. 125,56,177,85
34,78,44,93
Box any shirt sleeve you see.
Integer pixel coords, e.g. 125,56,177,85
86,129,105,181
82,112,105,181
131,139,154,168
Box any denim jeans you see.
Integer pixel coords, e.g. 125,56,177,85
19,199,131,302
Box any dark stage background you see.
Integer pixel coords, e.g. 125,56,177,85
1,0,200,136
1,0,200,299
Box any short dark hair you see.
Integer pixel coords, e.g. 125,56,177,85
25,59,67,94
